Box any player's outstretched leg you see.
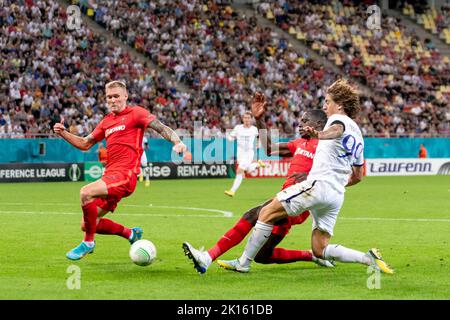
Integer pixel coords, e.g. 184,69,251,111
312,220,394,274
182,242,211,274
219,200,289,273
94,218,142,244
182,223,249,274
253,232,335,268
85,201,143,244
206,217,254,262
322,244,394,274
182,202,268,274
262,248,335,267
66,200,98,260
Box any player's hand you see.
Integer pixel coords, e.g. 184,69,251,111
251,92,267,119
53,116,66,136
289,172,308,184
300,126,319,139
173,141,187,154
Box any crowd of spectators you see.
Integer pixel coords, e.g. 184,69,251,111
258,0,449,136
402,1,450,44
1,0,184,138
430,3,450,35
88,0,348,137
1,0,448,139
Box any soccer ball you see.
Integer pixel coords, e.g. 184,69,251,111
129,239,157,266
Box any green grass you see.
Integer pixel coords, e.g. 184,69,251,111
0,176,449,299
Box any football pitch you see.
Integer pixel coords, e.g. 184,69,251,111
0,176,449,300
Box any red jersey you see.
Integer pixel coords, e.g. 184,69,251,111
281,138,318,190
92,106,156,175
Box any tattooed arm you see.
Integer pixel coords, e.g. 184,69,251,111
148,119,186,153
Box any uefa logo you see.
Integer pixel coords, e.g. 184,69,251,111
68,163,81,182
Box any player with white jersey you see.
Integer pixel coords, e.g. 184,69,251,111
219,79,394,274
139,136,150,187
224,111,265,197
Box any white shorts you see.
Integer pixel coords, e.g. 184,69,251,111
276,180,344,236
141,152,148,167
237,153,254,171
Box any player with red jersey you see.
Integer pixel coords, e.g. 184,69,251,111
183,93,330,273
53,80,186,260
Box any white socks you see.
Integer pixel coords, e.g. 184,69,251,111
323,244,371,265
83,241,95,248
230,173,244,192
238,221,273,267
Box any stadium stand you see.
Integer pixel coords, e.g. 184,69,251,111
0,0,182,138
402,2,450,45
0,0,449,138
257,0,450,136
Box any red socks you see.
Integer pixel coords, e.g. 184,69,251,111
96,218,132,239
267,248,312,264
207,218,253,261
82,202,98,242
82,202,132,241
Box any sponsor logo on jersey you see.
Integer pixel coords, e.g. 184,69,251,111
294,148,314,159
105,125,126,137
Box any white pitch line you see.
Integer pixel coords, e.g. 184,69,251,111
0,209,449,222
0,210,227,218
1,202,233,218
339,217,450,223
123,204,233,217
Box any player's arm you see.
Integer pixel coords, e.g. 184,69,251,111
148,119,186,153
252,92,292,157
346,165,363,187
302,123,344,140
53,121,96,151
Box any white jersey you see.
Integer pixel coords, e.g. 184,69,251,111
307,114,364,193
228,124,259,158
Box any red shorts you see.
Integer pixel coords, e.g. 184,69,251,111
96,171,137,212
272,211,310,236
